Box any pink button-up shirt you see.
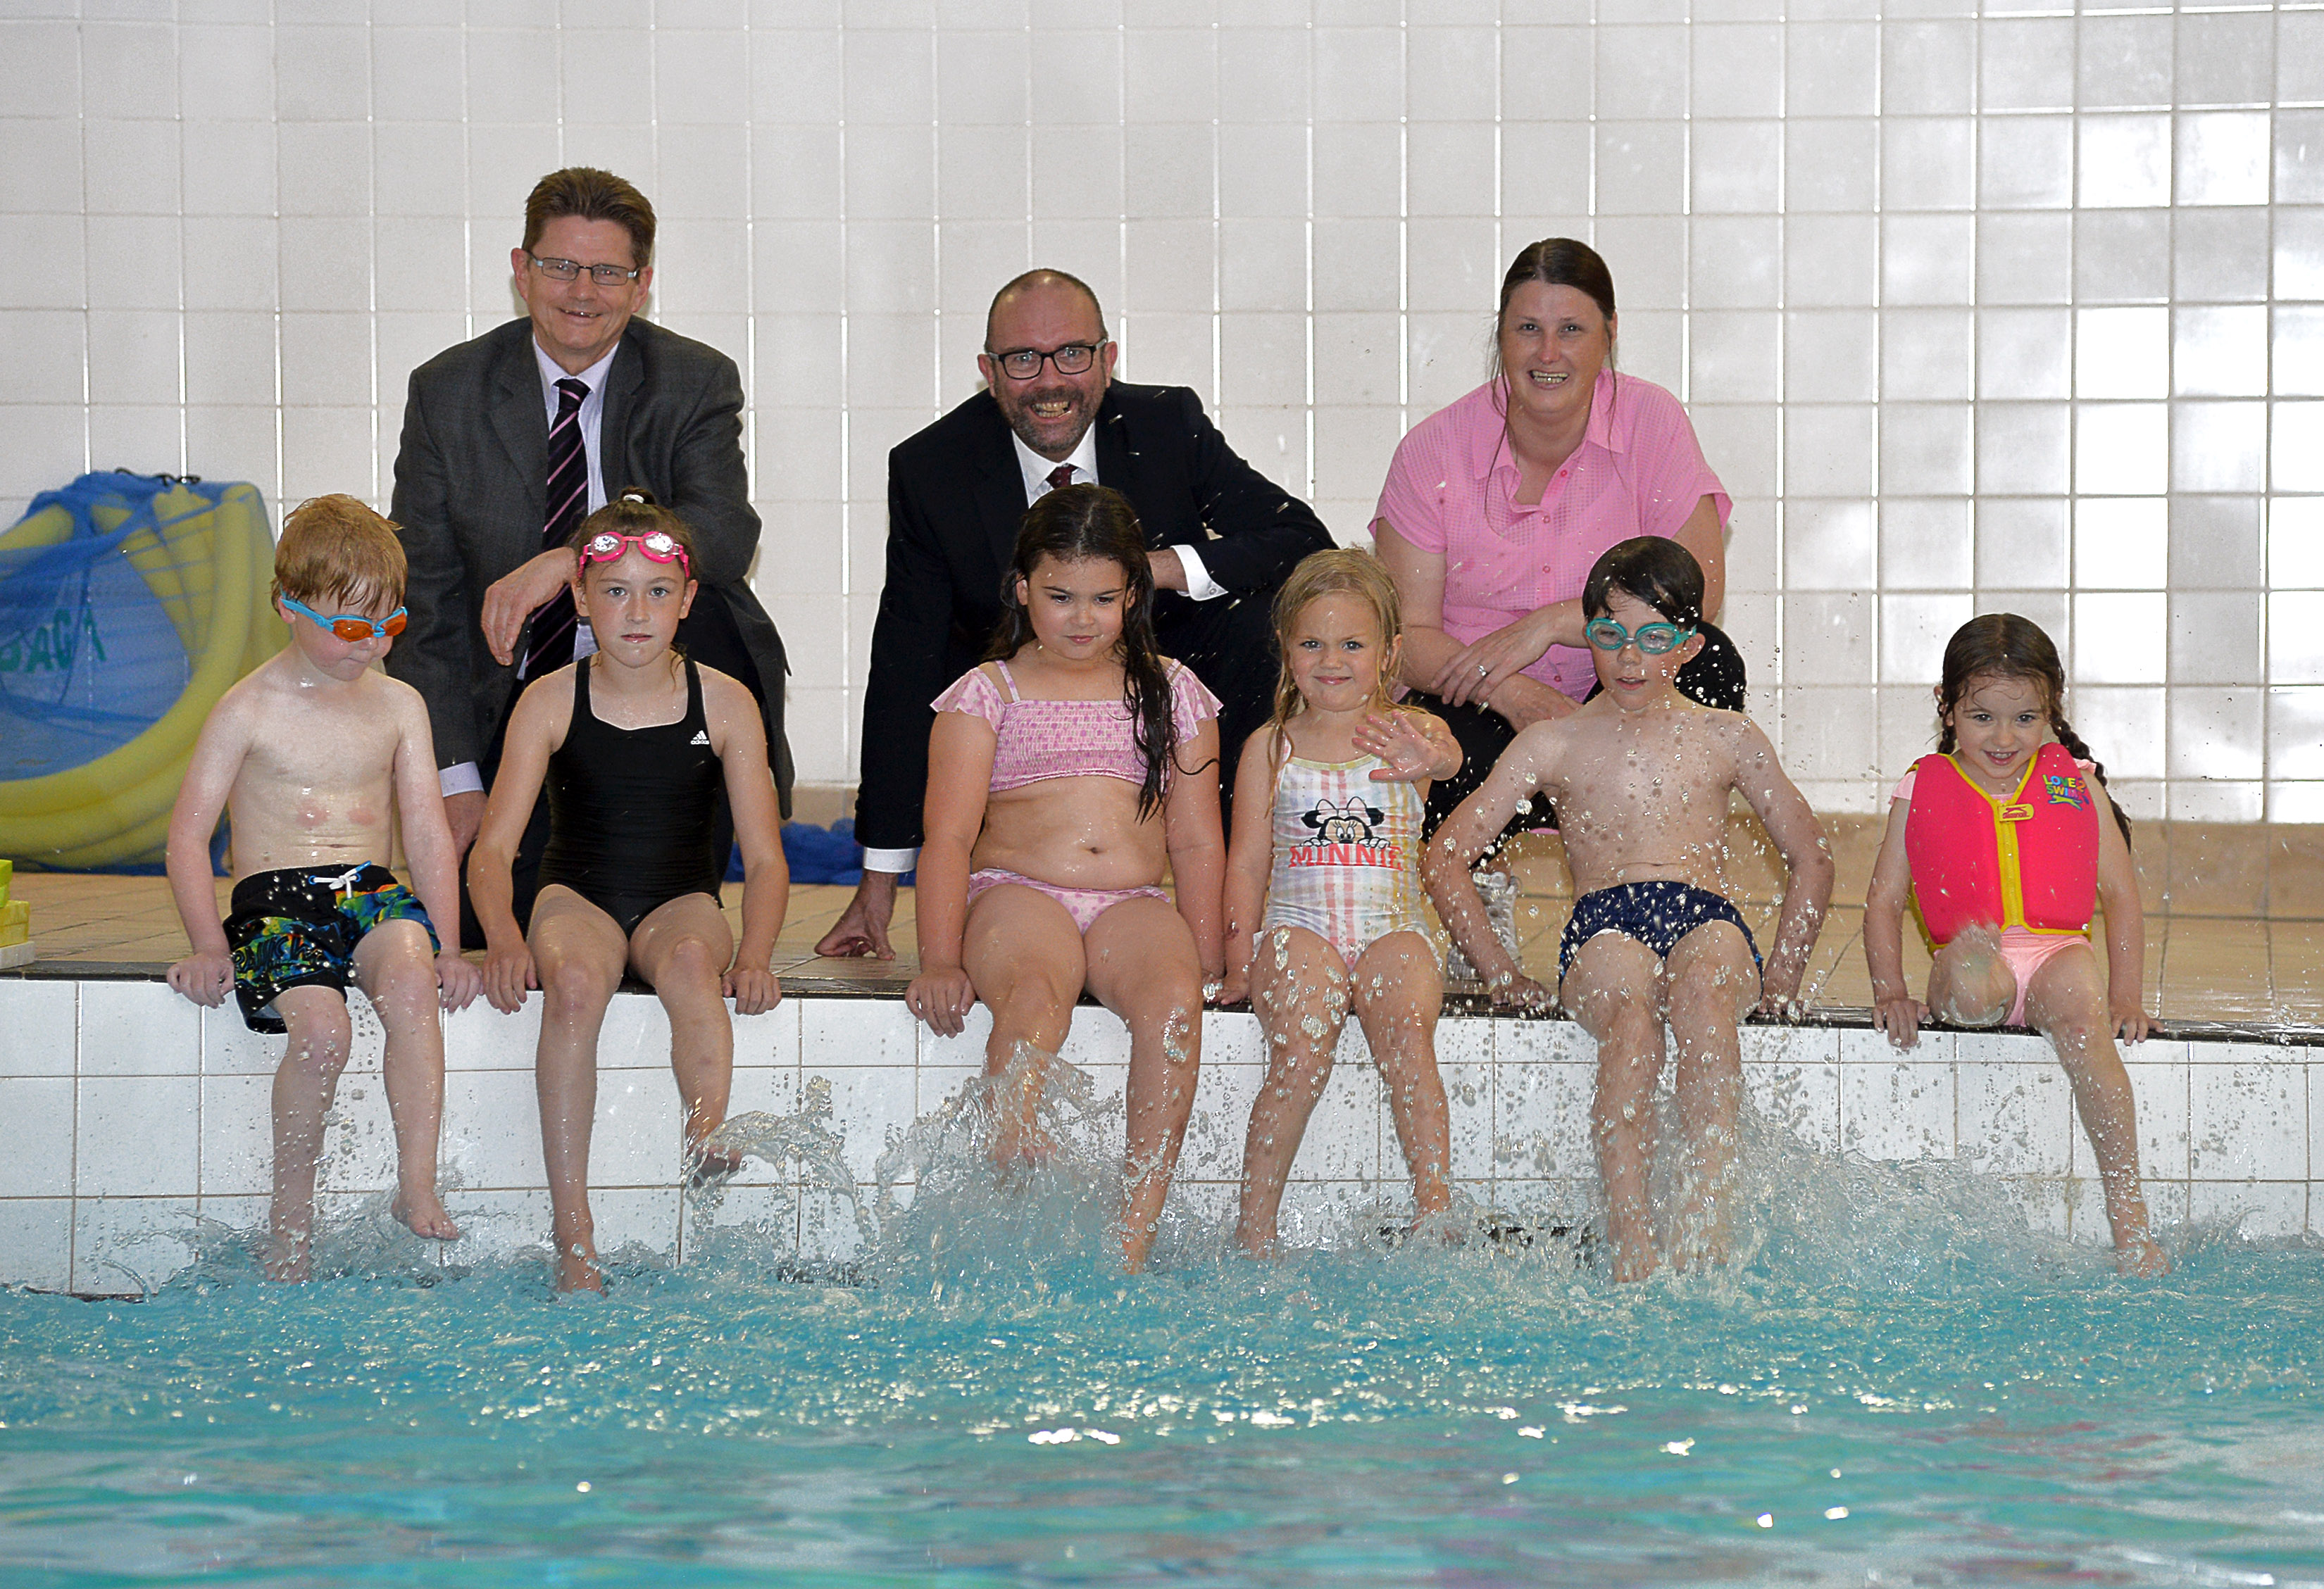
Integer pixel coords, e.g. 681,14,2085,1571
1374,372,1730,701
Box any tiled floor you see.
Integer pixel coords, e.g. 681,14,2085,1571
9,851,2323,1028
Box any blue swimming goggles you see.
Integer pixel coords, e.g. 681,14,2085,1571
281,597,408,641
1584,617,1696,655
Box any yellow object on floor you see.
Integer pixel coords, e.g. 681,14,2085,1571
0,858,13,900
0,922,25,948
0,900,25,930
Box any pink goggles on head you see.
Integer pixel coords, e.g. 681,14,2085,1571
577,529,689,576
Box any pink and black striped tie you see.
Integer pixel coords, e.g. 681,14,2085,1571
519,377,590,679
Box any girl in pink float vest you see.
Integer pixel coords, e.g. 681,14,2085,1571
1863,613,2168,1276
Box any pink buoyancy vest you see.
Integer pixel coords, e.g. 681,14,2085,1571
1904,742,2099,945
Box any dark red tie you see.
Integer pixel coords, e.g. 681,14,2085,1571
520,377,590,679
1046,463,1075,491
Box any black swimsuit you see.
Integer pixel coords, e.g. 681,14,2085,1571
537,655,725,936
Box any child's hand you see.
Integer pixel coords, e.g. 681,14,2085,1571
906,966,977,1037
483,943,537,1015
1872,994,1925,1049
1488,971,1555,1013
436,950,484,1012
1356,712,1438,783
1220,963,1249,1006
2113,1001,2154,1044
725,963,782,1016
168,950,235,1009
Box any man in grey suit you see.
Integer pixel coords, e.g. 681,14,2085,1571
387,167,788,942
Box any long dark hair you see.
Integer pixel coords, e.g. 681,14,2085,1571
1936,613,2131,843
985,484,1180,820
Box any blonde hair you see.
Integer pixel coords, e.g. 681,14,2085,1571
1265,548,1406,772
273,494,406,613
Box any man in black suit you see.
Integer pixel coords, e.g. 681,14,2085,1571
817,268,1332,958
387,167,789,942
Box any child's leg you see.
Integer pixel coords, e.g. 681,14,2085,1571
527,886,630,1293
2022,943,2169,1276
348,919,458,1241
1661,922,1758,1272
960,884,1089,1172
1236,925,1353,1255
627,894,739,1173
1349,930,1452,1231
1928,924,2015,1026
266,984,354,1282
1082,896,1206,1273
1561,934,1670,1283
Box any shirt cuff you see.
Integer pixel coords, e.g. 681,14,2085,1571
861,846,919,875
439,762,484,798
1173,541,1227,601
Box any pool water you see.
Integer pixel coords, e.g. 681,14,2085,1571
5,1112,2324,1585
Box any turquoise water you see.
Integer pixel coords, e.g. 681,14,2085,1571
6,1138,2324,1584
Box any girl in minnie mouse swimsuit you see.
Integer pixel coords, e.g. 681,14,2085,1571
1221,551,1465,1255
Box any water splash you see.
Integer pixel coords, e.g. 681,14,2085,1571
696,1075,874,1251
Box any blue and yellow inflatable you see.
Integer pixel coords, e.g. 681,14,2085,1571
0,472,284,870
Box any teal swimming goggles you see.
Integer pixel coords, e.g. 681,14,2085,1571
1584,617,1696,654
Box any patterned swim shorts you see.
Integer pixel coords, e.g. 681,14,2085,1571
224,862,437,1034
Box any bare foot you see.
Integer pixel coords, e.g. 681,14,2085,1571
392,1188,462,1241
264,1228,314,1283
555,1242,607,1295
2116,1235,2171,1278
1608,1239,1661,1284
687,1145,745,1189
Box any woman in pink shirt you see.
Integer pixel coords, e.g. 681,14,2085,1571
1375,237,1744,839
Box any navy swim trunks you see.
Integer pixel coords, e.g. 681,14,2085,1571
1557,880,1761,984
223,862,437,1033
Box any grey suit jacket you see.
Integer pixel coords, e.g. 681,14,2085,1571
387,317,790,793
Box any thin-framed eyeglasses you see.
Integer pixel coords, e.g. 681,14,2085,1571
282,598,408,641
527,253,642,287
1584,617,1695,654
987,341,1108,381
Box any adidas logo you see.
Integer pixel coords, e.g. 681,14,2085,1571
689,731,710,746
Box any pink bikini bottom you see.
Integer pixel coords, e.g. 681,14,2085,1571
1989,927,2087,1026
965,867,1171,934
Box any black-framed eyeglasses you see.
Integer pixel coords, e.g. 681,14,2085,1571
987,341,1108,380
527,253,642,287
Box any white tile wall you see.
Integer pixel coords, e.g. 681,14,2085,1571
7,979,2324,1288
3,6,2320,807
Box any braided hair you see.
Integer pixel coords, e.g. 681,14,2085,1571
985,484,1184,821
1935,613,2132,843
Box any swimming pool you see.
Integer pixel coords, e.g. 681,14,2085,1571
4,1121,2321,1586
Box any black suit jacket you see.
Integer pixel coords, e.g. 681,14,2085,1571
856,381,1331,852
387,317,790,794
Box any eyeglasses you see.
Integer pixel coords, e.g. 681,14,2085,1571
1584,617,1695,654
577,529,690,576
987,341,1108,381
527,253,643,287
282,597,408,641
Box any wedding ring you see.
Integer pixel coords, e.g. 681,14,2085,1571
1476,663,1489,677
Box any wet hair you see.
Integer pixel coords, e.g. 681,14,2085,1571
523,167,654,268
1935,613,2131,843
985,484,1184,819
985,268,1108,351
274,494,406,613
1489,236,1618,384
1581,536,1704,630
1265,548,1407,769
567,487,700,576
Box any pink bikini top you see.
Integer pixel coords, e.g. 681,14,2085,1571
932,658,1221,793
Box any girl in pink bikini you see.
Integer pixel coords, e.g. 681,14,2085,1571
906,484,1226,1273
1863,613,2168,1276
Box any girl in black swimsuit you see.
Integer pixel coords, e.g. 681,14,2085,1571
470,493,789,1294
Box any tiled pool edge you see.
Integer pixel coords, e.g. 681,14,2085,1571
4,977,2315,1296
